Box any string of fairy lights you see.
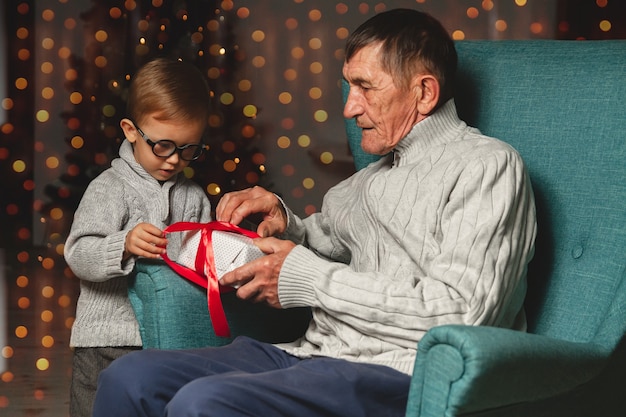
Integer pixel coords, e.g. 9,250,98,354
0,0,623,412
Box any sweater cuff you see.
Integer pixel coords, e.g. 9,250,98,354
277,207,306,245
278,245,326,308
106,230,134,277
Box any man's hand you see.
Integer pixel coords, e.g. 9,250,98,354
124,222,167,260
219,237,296,309
216,186,287,237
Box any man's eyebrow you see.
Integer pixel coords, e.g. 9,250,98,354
344,76,370,87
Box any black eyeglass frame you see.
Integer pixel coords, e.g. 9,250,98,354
132,121,205,161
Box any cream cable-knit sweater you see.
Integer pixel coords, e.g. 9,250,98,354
277,100,537,375
64,140,211,347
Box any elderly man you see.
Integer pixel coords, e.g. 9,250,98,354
93,8,536,417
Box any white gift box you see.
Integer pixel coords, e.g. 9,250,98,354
175,229,264,280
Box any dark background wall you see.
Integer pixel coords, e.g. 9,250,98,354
2,0,624,251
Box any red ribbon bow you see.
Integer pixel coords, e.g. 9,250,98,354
160,221,260,337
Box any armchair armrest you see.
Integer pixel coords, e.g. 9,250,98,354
128,259,310,349
406,325,611,417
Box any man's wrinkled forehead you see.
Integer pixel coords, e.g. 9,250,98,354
342,43,388,82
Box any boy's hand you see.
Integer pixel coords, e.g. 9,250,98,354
124,223,167,260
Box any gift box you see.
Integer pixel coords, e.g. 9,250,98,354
161,221,264,337
176,228,264,281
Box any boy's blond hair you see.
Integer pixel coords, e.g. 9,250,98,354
127,58,210,126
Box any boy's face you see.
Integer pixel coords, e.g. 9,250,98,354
120,114,205,182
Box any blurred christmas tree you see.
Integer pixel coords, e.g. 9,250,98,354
39,0,268,245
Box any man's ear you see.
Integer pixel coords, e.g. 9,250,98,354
413,74,440,115
120,118,137,143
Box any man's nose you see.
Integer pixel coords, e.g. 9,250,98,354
343,93,363,119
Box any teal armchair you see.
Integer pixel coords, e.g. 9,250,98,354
129,40,625,415
129,260,310,348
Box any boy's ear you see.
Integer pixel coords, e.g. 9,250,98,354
120,118,137,143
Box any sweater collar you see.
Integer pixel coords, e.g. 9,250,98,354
392,99,467,167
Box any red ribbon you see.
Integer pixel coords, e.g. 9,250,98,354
160,221,260,337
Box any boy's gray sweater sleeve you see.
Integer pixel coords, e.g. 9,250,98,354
64,173,134,282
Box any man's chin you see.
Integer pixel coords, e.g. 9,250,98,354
360,134,385,155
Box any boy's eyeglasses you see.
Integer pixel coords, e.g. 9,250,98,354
133,122,204,161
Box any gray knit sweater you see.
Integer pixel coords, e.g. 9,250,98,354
276,100,537,375
64,140,211,347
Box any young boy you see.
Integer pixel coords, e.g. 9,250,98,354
63,57,212,417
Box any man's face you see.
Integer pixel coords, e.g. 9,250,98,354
342,43,422,155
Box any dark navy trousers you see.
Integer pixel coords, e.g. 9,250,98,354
92,336,411,417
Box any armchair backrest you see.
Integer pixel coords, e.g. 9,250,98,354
343,40,626,348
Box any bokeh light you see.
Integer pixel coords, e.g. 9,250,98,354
0,2,623,414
